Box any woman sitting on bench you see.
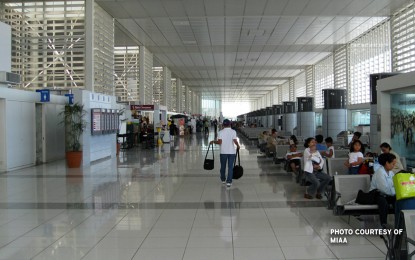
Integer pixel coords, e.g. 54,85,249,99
303,137,331,200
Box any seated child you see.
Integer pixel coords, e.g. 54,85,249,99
285,144,303,182
321,137,335,158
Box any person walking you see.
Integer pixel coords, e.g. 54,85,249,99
169,120,176,141
210,119,240,187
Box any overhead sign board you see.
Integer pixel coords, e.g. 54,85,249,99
130,105,154,111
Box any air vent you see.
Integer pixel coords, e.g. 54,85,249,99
0,71,21,84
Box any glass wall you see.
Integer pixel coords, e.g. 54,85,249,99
201,99,221,119
351,109,370,128
348,21,391,105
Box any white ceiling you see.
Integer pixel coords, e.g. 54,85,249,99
98,0,411,102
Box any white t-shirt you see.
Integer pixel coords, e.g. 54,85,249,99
349,151,363,166
285,151,302,161
327,146,335,158
303,148,324,173
218,128,237,154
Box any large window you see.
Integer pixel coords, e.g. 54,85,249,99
202,99,220,118
152,66,163,104
294,72,306,98
281,82,289,102
314,55,334,109
348,21,391,104
392,3,415,73
1,1,86,90
114,46,139,102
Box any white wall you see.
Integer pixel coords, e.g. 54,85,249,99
6,100,36,170
0,87,67,172
0,99,5,172
72,89,119,165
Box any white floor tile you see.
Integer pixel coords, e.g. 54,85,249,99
281,245,337,259
83,247,138,260
183,247,233,260
234,247,285,260
277,235,326,247
32,246,90,260
140,236,188,248
328,244,385,258
233,236,279,248
132,248,185,260
186,236,233,248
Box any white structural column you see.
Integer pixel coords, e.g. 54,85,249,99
163,67,171,109
85,0,94,92
197,96,202,114
193,93,198,114
185,86,190,113
139,46,153,105
176,78,182,113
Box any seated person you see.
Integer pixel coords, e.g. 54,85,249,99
321,137,335,158
370,153,397,226
380,142,404,173
315,134,327,152
289,135,298,145
258,131,269,152
344,140,364,174
266,128,278,155
348,131,362,147
303,137,331,199
285,144,303,182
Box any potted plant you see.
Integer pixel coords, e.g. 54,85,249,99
60,103,87,168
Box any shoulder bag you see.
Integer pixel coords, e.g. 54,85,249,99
233,148,243,179
203,143,214,170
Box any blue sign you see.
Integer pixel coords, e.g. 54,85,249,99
65,94,74,104
36,89,50,102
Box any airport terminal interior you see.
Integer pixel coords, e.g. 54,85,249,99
0,133,393,260
2,0,415,259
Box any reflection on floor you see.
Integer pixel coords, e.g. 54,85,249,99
0,132,388,259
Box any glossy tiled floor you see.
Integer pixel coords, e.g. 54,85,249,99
0,132,389,259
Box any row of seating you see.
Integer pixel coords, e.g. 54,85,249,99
255,135,410,229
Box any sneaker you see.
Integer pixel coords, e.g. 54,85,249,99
226,183,232,187
222,181,226,184
316,193,322,199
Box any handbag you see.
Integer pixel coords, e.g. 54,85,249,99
358,163,370,174
393,172,415,200
203,143,214,170
233,149,243,179
355,189,379,205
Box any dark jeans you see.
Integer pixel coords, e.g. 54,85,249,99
305,171,331,195
376,195,395,226
349,166,359,174
220,154,236,183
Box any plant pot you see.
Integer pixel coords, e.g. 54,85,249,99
66,151,83,168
